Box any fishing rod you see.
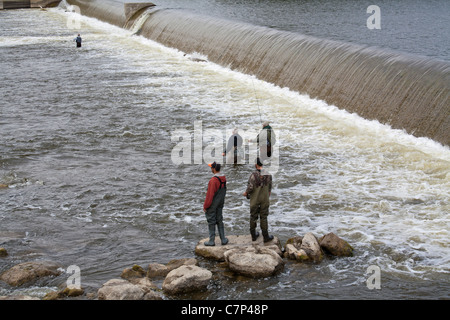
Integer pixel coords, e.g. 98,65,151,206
251,78,263,125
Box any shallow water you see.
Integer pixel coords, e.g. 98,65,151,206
0,8,449,299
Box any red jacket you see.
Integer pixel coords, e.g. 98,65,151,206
203,175,226,210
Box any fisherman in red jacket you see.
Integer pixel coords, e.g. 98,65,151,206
203,162,228,246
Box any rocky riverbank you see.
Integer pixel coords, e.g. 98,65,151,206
0,232,353,300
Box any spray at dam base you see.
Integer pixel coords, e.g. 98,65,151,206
58,0,449,147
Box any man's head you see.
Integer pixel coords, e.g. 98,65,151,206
255,157,263,169
208,161,221,173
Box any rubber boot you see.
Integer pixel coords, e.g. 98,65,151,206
217,223,228,245
250,229,260,241
204,224,216,246
262,230,274,243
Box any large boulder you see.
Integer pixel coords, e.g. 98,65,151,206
195,235,282,261
301,232,324,263
97,279,146,300
111,265,163,300
284,233,324,263
319,232,354,257
224,245,285,278
0,261,62,287
129,277,163,300
162,265,212,295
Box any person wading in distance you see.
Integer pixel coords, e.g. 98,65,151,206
222,128,243,165
250,121,276,160
74,34,82,47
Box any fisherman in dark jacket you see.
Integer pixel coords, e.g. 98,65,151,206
74,34,82,47
222,128,243,164
203,162,228,246
250,122,276,160
257,122,276,159
243,157,274,242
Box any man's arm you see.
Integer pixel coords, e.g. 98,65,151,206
243,172,256,197
204,178,219,211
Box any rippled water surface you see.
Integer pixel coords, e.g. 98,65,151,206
0,8,449,299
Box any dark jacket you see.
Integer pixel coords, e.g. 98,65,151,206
204,175,227,211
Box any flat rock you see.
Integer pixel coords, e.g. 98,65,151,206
195,234,282,261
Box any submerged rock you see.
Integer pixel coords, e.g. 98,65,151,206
0,247,7,257
0,295,40,300
0,261,62,287
43,286,85,300
121,264,146,280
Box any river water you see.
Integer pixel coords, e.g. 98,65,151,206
0,5,449,300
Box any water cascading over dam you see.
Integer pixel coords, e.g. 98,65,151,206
66,0,450,146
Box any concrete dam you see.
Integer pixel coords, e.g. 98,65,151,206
5,0,449,146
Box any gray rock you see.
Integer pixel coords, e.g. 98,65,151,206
195,234,282,261
224,245,285,278
284,243,309,262
147,263,169,278
300,232,324,263
284,233,325,263
129,277,163,300
162,265,212,295
97,279,145,300
147,258,198,278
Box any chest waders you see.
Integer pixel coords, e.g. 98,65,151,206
204,177,229,246
249,174,274,242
